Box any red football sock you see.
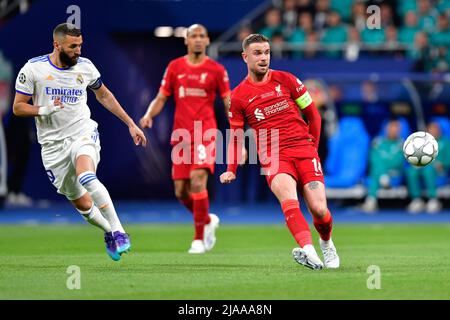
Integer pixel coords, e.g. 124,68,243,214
192,190,210,240
180,195,211,224
281,199,312,247
313,210,333,241
180,196,194,214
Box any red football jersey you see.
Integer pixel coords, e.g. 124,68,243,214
160,56,230,144
229,69,316,163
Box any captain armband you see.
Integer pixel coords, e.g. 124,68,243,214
295,91,313,109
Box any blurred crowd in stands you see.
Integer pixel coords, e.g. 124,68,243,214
236,0,450,72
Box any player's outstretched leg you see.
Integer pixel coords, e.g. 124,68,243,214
271,173,323,270
282,199,323,270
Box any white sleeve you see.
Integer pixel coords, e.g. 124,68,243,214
87,62,102,90
15,63,34,96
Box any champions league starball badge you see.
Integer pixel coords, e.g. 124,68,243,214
19,73,26,84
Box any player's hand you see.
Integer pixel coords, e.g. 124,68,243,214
220,171,236,184
38,97,64,116
239,147,248,166
139,114,153,129
129,124,147,147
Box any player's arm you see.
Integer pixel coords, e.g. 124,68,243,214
139,92,169,129
217,66,232,116
291,77,321,148
222,94,248,165
220,97,245,184
13,63,64,117
220,123,245,184
93,84,147,147
300,101,321,149
13,93,64,117
222,94,230,116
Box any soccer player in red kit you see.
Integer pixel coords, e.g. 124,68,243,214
140,24,231,254
220,34,339,269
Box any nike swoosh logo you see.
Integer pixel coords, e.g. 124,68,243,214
249,95,258,103
178,74,186,79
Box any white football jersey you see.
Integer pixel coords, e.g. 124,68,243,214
15,54,102,145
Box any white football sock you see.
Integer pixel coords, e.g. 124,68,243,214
78,171,125,233
77,204,112,232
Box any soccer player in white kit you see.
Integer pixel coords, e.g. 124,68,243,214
12,23,147,261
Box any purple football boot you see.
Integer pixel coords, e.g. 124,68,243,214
114,231,131,255
104,232,121,261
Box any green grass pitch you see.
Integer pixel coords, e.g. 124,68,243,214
1,224,449,299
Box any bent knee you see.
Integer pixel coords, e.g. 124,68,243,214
175,189,190,200
73,196,93,212
309,203,328,218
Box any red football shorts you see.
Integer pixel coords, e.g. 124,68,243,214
171,140,216,180
263,146,324,188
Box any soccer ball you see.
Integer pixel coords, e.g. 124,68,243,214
403,131,439,167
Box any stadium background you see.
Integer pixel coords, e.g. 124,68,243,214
1,0,450,301
0,0,449,205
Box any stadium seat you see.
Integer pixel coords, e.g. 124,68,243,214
325,117,370,188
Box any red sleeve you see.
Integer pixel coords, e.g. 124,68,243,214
159,62,174,97
228,94,245,127
226,95,245,174
216,64,231,98
284,72,320,147
284,72,308,101
301,102,321,148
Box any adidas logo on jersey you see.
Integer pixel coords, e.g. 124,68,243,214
254,108,265,121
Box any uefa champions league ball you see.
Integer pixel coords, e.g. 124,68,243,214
403,131,439,167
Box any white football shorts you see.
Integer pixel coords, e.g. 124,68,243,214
41,128,101,200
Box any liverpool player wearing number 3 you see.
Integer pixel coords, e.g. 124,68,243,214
220,34,339,269
140,24,231,254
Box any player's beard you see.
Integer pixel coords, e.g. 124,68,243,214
253,64,269,77
59,49,79,67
